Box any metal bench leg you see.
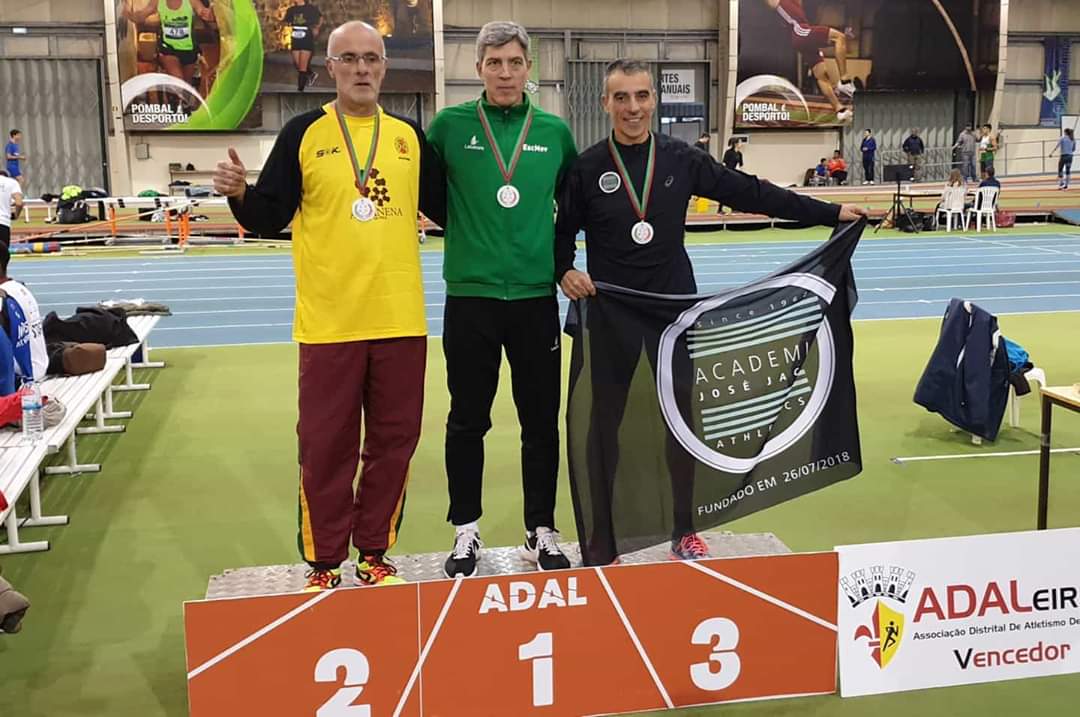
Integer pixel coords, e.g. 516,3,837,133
131,338,165,370
111,357,151,393
24,472,69,528
44,432,102,474
77,395,126,435
0,504,50,554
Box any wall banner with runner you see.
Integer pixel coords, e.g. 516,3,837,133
115,0,264,130
114,0,434,130
185,552,839,716
566,220,864,567
735,0,1000,128
837,528,1080,697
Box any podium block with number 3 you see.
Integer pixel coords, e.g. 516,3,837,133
185,552,838,716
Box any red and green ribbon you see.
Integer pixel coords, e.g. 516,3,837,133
334,102,381,196
607,132,656,221
476,101,534,184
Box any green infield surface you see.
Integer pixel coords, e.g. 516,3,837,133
1,313,1078,715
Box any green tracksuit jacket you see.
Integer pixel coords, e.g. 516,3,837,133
427,93,577,300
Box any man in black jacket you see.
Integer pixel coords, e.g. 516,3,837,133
902,129,925,183
555,59,865,566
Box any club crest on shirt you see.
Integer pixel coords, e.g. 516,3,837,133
598,171,621,194
394,136,409,155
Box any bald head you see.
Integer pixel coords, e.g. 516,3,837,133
325,21,388,116
327,21,385,57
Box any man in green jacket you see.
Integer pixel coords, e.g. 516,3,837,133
427,20,577,577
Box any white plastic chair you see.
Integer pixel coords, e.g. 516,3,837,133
967,186,999,232
936,186,968,231
1006,367,1047,428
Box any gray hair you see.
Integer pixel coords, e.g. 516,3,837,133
476,21,529,63
604,59,654,92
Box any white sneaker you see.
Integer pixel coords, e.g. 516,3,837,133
837,109,853,122
837,81,856,97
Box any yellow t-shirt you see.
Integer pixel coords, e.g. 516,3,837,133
231,104,430,344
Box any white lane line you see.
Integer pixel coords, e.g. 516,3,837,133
684,561,837,631
392,579,462,717
187,589,335,680
594,568,674,710
893,448,1080,464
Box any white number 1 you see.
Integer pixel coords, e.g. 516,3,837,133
518,632,554,707
689,617,741,691
315,648,371,717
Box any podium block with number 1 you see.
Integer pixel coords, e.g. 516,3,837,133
185,552,838,716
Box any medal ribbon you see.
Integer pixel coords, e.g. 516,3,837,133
334,102,381,196
476,100,534,184
607,132,656,221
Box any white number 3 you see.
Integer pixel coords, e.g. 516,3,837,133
315,648,371,717
689,617,741,691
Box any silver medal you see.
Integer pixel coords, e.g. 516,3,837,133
497,184,521,208
631,220,655,245
352,197,376,222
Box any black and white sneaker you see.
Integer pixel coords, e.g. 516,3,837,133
521,528,571,571
444,527,482,578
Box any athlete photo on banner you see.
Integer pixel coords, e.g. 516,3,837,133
736,0,1000,128
116,0,265,130
258,0,434,95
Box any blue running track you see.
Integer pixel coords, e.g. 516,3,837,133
13,231,1080,349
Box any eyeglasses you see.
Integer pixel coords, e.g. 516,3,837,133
327,52,387,67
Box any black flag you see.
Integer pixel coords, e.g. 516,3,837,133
567,219,865,565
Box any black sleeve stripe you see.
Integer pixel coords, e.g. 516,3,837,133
229,107,325,236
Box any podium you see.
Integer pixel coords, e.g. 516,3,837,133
185,532,839,716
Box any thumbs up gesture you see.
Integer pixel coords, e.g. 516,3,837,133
214,147,248,200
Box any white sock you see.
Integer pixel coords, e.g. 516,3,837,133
454,521,479,535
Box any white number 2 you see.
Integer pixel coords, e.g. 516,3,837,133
518,632,554,707
689,617,741,691
315,648,371,717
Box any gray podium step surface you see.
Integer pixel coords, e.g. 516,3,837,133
204,531,791,599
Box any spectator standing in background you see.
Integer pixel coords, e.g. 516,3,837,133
902,128,925,182
5,131,25,188
827,150,848,185
953,125,977,182
860,128,876,184
722,138,744,171
1049,127,1075,190
0,171,23,249
978,124,997,177
694,133,711,153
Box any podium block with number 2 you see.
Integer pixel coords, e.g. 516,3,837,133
185,552,838,716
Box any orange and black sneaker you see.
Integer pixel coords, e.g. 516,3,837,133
356,554,406,586
669,533,711,561
303,567,342,592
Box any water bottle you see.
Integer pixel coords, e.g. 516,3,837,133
21,380,43,443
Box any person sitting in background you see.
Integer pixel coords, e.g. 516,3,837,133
722,138,744,171
0,240,48,395
946,168,965,188
827,150,848,185
815,157,828,178
979,166,1001,190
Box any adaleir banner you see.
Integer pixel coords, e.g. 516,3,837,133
838,528,1080,697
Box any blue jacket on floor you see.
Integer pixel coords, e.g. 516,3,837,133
914,298,1010,441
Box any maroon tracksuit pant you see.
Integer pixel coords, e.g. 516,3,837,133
296,337,426,568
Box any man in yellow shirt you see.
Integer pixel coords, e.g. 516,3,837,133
214,21,443,590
